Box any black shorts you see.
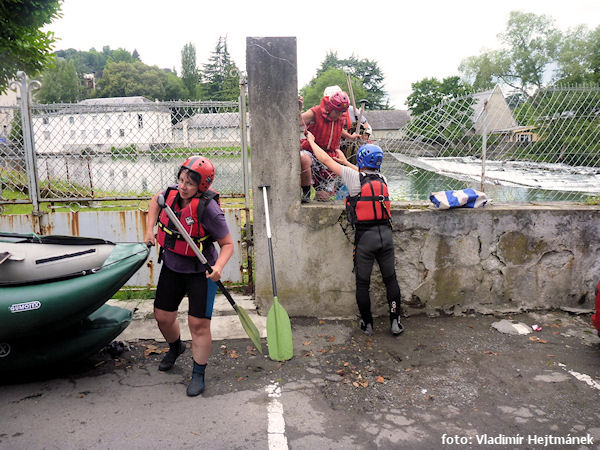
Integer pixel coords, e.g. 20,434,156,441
154,265,218,319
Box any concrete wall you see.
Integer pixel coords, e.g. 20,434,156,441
246,37,600,319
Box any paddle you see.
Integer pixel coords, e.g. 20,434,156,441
259,184,293,361
156,194,263,354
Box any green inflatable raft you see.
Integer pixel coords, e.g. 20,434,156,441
0,233,149,340
0,304,132,377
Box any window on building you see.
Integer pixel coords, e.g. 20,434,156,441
42,117,49,125
70,130,76,138
43,131,50,140
106,129,111,137
138,114,143,128
119,129,125,137
69,117,74,125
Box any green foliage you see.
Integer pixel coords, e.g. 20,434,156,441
458,53,497,92
406,76,472,116
181,42,199,99
404,79,474,148
299,68,368,111
36,58,80,103
107,48,136,64
512,87,600,166
164,72,187,100
97,61,168,99
53,46,146,99
0,0,62,93
556,25,600,85
8,110,23,144
55,47,107,78
200,36,240,101
457,11,598,95
305,51,391,109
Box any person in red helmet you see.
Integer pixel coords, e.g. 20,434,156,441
145,155,234,397
299,90,360,202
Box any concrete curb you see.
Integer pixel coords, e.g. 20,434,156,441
107,294,267,342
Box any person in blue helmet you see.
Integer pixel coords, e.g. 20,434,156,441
306,131,403,336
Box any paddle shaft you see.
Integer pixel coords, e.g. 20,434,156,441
260,186,278,298
156,194,237,308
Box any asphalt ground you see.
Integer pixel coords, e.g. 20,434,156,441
1,298,600,450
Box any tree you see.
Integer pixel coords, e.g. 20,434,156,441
107,48,136,64
201,36,240,101
404,76,474,148
406,76,472,116
36,58,80,103
165,71,187,100
310,51,391,109
181,42,199,99
459,11,561,97
512,86,600,166
97,61,167,100
555,25,600,84
299,68,369,111
0,0,63,93
458,53,497,92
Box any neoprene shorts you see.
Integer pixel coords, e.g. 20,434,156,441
154,264,218,319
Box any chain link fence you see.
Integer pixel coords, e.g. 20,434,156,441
2,79,598,208
1,77,249,210
377,85,600,203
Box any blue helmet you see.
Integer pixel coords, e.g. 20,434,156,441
356,144,384,170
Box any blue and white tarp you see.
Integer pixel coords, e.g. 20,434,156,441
429,188,488,209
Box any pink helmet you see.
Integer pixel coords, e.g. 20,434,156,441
326,91,350,112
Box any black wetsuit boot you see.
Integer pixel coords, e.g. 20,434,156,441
158,337,186,371
187,361,206,397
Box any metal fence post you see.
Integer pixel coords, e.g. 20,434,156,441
239,75,253,292
239,76,250,208
13,71,42,216
480,100,488,192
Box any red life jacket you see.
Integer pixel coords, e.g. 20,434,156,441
156,187,219,257
345,173,391,228
300,101,345,155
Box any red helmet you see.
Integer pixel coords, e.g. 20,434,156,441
180,156,215,192
327,91,350,112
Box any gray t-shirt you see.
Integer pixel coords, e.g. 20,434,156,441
340,167,384,196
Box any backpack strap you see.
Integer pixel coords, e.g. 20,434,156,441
196,189,219,223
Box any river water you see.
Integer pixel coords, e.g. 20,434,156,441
34,153,597,203
384,154,599,202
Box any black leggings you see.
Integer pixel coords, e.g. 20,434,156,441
354,224,401,325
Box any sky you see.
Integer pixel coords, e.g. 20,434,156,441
43,0,599,109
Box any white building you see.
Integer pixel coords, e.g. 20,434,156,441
0,84,18,143
32,96,172,153
172,112,248,148
471,86,518,134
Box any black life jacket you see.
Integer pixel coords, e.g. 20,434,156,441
345,173,391,229
156,187,220,256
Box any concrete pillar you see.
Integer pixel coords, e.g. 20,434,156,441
246,37,301,313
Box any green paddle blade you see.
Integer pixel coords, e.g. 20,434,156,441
233,304,263,354
266,296,293,361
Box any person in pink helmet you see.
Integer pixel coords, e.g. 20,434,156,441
298,91,360,202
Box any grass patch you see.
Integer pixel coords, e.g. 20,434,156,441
111,287,156,300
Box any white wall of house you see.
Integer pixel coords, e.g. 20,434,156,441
0,86,18,141
32,109,172,153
